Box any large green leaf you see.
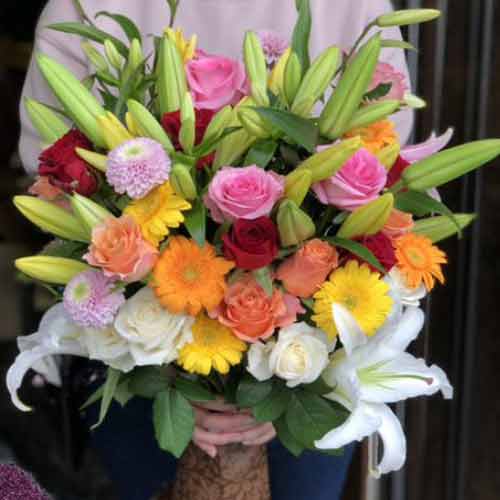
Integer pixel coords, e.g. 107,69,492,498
128,366,170,398
153,388,195,458
243,139,278,168
236,374,273,408
291,0,312,72
253,107,319,153
175,377,215,402
95,11,142,43
184,198,206,247
91,368,121,429
326,236,385,273
274,415,304,457
252,383,291,422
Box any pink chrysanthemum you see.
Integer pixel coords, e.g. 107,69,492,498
63,269,125,328
106,138,171,199
257,30,289,65
0,464,50,500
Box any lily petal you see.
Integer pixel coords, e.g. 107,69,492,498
332,303,367,356
400,127,454,163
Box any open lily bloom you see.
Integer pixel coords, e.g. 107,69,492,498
315,305,453,477
400,127,454,163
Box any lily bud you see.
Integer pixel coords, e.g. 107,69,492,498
24,98,69,144
75,148,108,172
71,194,114,233
36,53,107,148
376,143,401,170
291,47,340,117
376,9,441,27
277,200,316,247
201,105,232,144
125,112,140,136
13,196,90,243
243,31,270,106
238,107,273,139
122,38,143,84
81,41,108,73
283,51,302,105
179,92,196,153
15,256,89,285
104,39,123,70
170,164,197,201
156,36,188,114
337,193,394,238
285,169,312,206
296,136,362,183
269,48,292,99
97,111,134,150
413,213,476,243
346,100,400,131
127,99,174,152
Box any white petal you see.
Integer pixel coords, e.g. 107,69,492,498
247,341,274,382
332,304,367,355
375,306,425,352
366,403,406,477
17,335,61,386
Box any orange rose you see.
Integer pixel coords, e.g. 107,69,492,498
382,209,414,239
29,176,71,211
276,239,339,298
216,275,303,342
85,216,158,282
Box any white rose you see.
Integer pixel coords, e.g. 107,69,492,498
388,267,426,307
114,287,193,366
247,340,276,381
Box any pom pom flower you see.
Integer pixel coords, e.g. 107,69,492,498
106,138,171,199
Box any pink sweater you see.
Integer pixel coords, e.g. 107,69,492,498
19,0,413,173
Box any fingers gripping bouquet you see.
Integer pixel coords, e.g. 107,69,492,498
8,1,500,476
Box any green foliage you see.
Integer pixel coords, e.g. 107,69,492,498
175,377,216,402
326,236,385,273
91,368,121,429
252,381,291,422
95,11,142,43
243,139,278,168
184,198,207,247
128,366,170,398
236,374,273,408
291,0,312,73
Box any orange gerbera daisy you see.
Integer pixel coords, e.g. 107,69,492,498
344,119,399,154
152,236,235,315
394,233,447,291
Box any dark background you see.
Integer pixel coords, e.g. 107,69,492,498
0,1,499,499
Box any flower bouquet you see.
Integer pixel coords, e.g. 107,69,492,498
8,0,500,490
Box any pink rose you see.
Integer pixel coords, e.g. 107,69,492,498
186,53,249,111
368,62,408,101
204,165,285,222
312,148,387,211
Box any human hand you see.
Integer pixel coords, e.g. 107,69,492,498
191,400,276,458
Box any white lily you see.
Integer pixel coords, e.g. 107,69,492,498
315,305,452,477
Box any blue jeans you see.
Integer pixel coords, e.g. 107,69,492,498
83,397,355,500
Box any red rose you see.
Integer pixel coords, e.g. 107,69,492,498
223,217,279,270
386,155,410,188
352,232,396,272
38,130,97,196
161,108,215,169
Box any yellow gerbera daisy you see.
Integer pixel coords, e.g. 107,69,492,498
394,233,447,291
344,119,399,154
152,236,235,316
178,314,247,375
312,260,393,340
124,182,191,247
164,27,198,63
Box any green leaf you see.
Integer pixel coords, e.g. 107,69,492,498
326,236,385,273
114,59,147,120
236,374,273,408
175,377,215,402
303,377,332,396
252,382,291,422
128,366,169,399
95,11,142,43
253,107,319,153
286,391,347,448
92,367,121,429
184,198,207,247
48,22,128,57
364,82,392,101
153,388,195,458
41,240,88,260
291,0,312,73
80,384,104,410
274,415,305,457
114,380,133,407
395,190,463,237
253,267,273,297
243,139,278,168
381,39,418,51
193,126,242,158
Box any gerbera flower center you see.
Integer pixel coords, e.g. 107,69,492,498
343,295,358,311
405,246,429,269
183,266,200,283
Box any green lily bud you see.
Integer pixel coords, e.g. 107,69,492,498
346,100,400,131
81,41,108,72
285,169,312,206
170,164,197,200
71,194,114,233
127,99,174,152
156,36,187,114
404,93,427,109
337,193,394,238
243,31,270,106
319,34,381,139
283,51,302,105
179,92,196,153
122,38,143,84
376,143,401,170
401,140,500,191
75,148,108,172
14,196,90,243
24,98,69,144
97,111,134,150
269,48,291,100
296,136,362,183
201,105,232,144
413,213,476,243
292,46,340,117
376,9,441,28
15,256,89,285
36,53,107,148
277,200,316,247
238,107,273,139
104,39,123,70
